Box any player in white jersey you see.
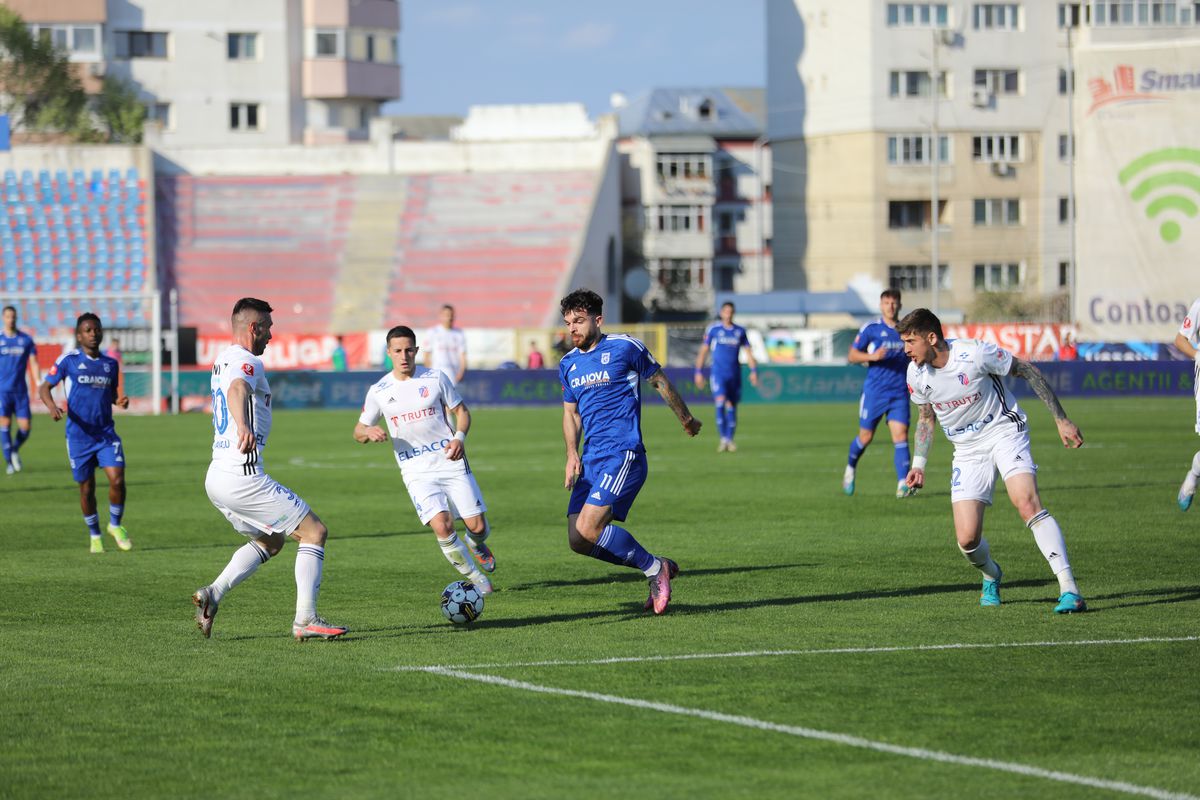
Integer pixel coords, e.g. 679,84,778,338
423,304,467,385
1174,297,1200,510
898,308,1087,614
192,298,348,641
355,325,495,592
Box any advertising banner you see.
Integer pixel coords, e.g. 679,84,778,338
1075,39,1200,340
942,323,1076,360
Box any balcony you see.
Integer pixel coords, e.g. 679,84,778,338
6,0,104,24
303,60,401,100
304,0,400,30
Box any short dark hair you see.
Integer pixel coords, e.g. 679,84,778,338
232,298,273,318
440,304,454,313
721,301,735,312
76,312,101,332
560,288,603,317
386,325,417,345
2,305,15,315
881,288,901,302
896,308,944,340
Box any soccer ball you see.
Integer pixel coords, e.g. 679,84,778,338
440,580,484,624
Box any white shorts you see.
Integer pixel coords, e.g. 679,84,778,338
1193,361,1200,435
406,471,487,526
205,464,311,537
950,428,1037,506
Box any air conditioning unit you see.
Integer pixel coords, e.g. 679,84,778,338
992,162,1016,178
939,29,958,47
971,86,992,108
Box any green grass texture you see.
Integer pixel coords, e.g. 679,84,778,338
2,398,1197,799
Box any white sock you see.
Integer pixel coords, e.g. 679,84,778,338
295,544,324,623
467,520,490,545
959,538,1002,581
438,532,474,576
1188,451,1200,483
1027,510,1079,595
211,542,271,602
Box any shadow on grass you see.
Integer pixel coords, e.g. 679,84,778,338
504,562,817,592
1004,584,1200,613
148,529,428,551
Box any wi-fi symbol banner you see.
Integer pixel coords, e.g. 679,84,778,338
1119,147,1200,244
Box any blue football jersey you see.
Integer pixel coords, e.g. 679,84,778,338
703,323,749,377
44,349,120,441
0,329,37,393
560,334,661,457
853,318,908,397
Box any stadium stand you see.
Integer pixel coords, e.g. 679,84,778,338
156,175,354,334
387,170,597,328
1,167,151,336
157,169,598,333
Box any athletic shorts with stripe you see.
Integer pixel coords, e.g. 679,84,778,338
405,471,488,526
205,464,311,537
949,427,1037,506
567,449,648,522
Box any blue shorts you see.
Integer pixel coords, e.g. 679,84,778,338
567,449,648,522
710,372,742,404
67,433,125,482
0,390,30,420
858,391,911,430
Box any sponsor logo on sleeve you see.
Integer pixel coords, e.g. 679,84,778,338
242,363,255,376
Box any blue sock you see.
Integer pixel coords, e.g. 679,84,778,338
14,427,28,450
848,437,867,468
1,426,10,464
714,403,728,439
84,513,102,537
587,524,656,572
726,404,738,440
894,442,911,480
109,504,124,526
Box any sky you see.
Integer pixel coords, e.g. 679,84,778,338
386,1,765,119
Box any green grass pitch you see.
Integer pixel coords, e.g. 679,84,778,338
2,398,1198,799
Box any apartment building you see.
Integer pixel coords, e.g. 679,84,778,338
3,0,401,147
767,0,1200,316
615,87,773,319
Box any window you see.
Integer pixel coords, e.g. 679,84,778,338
973,3,1021,29
1059,196,1075,223
358,105,371,130
887,134,951,165
647,206,706,233
651,258,706,288
30,24,100,60
1058,2,1087,26
1058,133,1074,161
227,32,258,60
1093,0,1199,25
973,198,1021,226
716,265,737,292
143,102,171,130
313,29,344,58
655,153,710,181
886,3,950,27
972,134,1021,162
1058,68,1075,95
889,70,949,98
230,102,261,131
974,262,1022,291
888,264,950,291
888,200,947,229
1058,260,1072,287
974,68,1020,95
115,31,168,59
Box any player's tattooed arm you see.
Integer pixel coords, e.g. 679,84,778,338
914,403,935,462
648,368,702,437
1010,358,1084,448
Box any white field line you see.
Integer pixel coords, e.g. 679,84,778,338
423,667,1199,800
386,635,1200,672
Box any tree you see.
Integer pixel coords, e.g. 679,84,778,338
96,74,145,144
0,7,95,139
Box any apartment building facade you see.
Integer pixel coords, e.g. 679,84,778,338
767,0,1200,317
3,0,401,147
615,88,773,319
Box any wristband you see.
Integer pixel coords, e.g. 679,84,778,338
453,430,467,442
911,456,927,471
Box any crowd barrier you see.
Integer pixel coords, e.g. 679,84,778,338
141,361,1194,412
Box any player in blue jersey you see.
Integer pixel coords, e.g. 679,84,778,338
843,289,915,499
39,313,132,554
1,305,42,475
694,302,759,452
559,288,701,614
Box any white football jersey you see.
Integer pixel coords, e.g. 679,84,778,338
1178,297,1200,350
360,367,466,481
907,339,1027,449
424,326,466,384
210,344,272,476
